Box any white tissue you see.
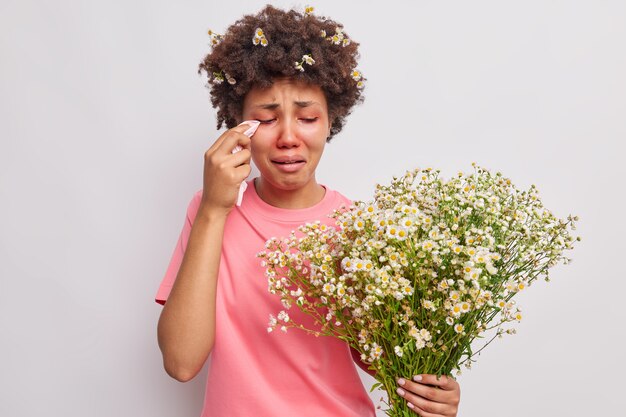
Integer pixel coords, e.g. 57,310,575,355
232,120,260,206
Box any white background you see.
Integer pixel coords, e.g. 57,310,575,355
1,0,624,416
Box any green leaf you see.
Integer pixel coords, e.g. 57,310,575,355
369,382,383,393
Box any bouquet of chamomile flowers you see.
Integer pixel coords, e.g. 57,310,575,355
257,163,579,417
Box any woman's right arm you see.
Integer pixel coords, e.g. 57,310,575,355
156,123,253,382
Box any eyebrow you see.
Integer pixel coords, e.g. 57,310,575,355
254,100,320,110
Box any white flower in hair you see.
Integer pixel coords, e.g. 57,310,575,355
324,26,353,48
295,54,315,72
207,29,223,47
253,28,268,46
224,72,236,85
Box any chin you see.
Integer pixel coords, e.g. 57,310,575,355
274,177,308,190
262,171,313,191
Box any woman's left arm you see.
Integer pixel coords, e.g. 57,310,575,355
395,374,461,417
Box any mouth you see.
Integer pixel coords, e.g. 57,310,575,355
271,157,306,172
272,160,305,165
271,157,306,165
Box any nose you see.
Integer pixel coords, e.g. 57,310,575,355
276,119,300,149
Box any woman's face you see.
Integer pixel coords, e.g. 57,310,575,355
240,77,332,194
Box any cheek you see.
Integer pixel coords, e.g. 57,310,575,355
305,139,326,162
250,129,273,148
249,136,272,165
251,124,282,143
299,123,329,145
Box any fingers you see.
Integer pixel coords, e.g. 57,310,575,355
413,374,458,391
205,147,251,184
204,130,251,171
200,122,257,212
396,383,448,416
404,401,442,417
207,123,253,155
397,376,448,402
396,375,460,417
229,147,252,167
233,162,252,180
204,145,250,178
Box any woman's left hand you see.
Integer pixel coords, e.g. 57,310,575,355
395,374,460,416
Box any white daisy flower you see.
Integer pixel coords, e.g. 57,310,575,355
396,227,409,241
353,218,366,230
370,343,383,360
415,338,426,350
341,257,356,272
422,240,436,251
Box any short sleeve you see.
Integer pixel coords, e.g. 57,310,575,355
154,190,203,305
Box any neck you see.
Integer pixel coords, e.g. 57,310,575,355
254,177,326,209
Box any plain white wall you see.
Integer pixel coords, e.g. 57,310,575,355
1,0,624,416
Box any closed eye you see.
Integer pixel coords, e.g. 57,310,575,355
301,117,318,123
258,118,276,124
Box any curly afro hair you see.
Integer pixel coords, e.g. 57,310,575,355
197,4,366,141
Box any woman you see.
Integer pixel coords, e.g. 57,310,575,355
155,5,461,416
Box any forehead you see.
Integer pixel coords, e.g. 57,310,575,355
243,78,327,110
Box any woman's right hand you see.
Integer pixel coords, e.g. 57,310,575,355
199,123,253,216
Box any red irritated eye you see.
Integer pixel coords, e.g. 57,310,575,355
256,117,318,124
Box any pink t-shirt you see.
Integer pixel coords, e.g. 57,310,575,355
155,179,376,417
